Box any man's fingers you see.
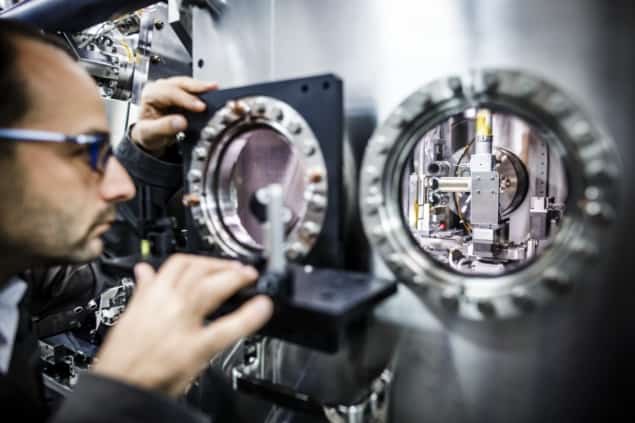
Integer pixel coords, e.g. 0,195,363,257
167,76,218,93
154,254,192,287
176,256,245,290
158,254,247,290
196,296,273,358
144,81,207,112
132,115,186,150
138,77,217,115
133,262,156,291
189,266,259,313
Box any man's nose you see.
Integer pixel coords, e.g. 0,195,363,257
99,157,136,203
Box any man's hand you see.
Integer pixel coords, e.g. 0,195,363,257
130,77,218,156
92,254,273,397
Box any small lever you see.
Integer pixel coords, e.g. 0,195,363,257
264,184,286,274
255,184,293,298
257,184,293,298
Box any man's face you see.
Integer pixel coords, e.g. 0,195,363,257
0,37,135,265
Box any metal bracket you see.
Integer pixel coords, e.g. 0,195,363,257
323,370,392,423
232,338,392,422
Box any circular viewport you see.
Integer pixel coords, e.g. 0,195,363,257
401,108,568,276
216,126,308,250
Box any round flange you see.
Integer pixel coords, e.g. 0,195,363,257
186,96,328,262
359,69,622,320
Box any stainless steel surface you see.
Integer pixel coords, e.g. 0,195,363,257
104,98,132,146
138,3,191,85
186,1,634,422
0,0,19,12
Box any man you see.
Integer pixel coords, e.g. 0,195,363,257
0,19,274,422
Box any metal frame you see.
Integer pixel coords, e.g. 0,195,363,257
187,95,328,262
360,69,622,319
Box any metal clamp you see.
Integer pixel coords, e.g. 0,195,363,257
323,370,393,423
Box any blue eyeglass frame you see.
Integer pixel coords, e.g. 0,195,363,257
0,128,113,172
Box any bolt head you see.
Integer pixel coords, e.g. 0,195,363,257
182,193,201,207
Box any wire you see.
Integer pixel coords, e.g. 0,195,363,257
117,37,135,63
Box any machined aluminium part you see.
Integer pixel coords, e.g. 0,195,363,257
359,69,622,319
323,369,392,423
230,337,393,423
446,146,529,218
186,96,328,262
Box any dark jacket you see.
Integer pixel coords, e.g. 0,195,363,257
0,136,214,422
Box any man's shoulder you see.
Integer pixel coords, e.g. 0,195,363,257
0,277,27,373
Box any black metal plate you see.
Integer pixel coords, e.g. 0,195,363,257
214,265,397,353
260,266,397,353
182,74,345,268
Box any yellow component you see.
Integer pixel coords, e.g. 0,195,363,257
414,202,419,223
475,109,493,137
118,39,135,63
140,239,151,258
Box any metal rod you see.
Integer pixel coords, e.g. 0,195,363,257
437,177,472,193
265,184,286,274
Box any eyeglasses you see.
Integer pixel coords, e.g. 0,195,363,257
0,128,113,172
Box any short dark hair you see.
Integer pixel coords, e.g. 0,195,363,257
0,19,72,158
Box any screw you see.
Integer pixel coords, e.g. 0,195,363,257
308,168,324,184
441,293,459,311
543,275,572,295
150,54,161,64
585,186,601,201
182,193,201,207
477,301,496,317
304,143,316,156
288,122,302,135
511,293,535,312
154,19,164,30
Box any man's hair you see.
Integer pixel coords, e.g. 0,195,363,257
0,19,73,158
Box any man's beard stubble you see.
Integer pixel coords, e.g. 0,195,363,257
64,205,117,263
0,199,117,268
